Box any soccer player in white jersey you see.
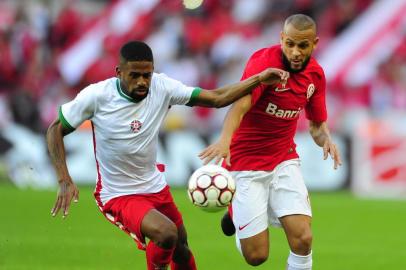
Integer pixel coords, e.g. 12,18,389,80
46,41,289,270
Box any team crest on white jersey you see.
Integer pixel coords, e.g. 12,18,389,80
307,84,315,100
130,120,142,133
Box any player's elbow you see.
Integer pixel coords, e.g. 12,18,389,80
46,121,58,141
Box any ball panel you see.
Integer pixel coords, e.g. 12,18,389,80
188,178,197,190
213,174,228,189
219,190,233,205
205,186,220,201
196,174,212,189
227,178,236,190
192,190,206,204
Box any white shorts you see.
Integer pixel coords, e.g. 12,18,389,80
231,159,311,239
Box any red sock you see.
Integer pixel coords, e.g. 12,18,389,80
146,241,174,270
170,251,197,270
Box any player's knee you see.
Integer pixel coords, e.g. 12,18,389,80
155,222,178,248
291,231,312,254
244,250,268,266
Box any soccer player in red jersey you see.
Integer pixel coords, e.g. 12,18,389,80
199,14,342,269
46,40,288,270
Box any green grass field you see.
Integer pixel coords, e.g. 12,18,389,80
0,183,405,270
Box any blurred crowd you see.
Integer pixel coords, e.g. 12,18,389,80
0,0,404,140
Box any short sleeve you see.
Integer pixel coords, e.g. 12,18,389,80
59,85,97,130
157,74,197,106
305,70,327,122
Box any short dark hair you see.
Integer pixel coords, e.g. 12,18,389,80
119,41,153,64
284,14,316,32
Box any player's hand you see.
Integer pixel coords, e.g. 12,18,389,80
198,141,231,166
323,139,342,169
258,68,289,86
51,179,79,218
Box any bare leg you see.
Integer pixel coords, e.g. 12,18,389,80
280,214,313,270
142,209,178,270
239,229,269,266
279,214,312,255
171,224,197,270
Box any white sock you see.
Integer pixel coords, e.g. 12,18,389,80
286,250,312,270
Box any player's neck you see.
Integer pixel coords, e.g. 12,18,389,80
119,81,131,96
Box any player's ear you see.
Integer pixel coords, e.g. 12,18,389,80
280,31,284,45
313,36,319,49
115,66,121,77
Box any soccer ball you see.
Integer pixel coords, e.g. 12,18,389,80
187,164,235,212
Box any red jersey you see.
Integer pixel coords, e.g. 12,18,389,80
225,45,327,171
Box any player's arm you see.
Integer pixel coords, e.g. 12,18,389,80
199,95,252,166
46,118,79,218
309,120,342,169
191,68,288,108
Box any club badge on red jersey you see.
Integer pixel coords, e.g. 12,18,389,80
130,119,142,133
307,84,315,100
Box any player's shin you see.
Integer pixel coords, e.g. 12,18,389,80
170,249,197,270
146,241,175,270
286,250,312,270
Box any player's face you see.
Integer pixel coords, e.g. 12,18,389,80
280,24,318,72
116,61,153,102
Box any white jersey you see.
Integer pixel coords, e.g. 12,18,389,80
59,74,200,206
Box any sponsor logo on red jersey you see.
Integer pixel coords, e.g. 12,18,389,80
265,102,301,119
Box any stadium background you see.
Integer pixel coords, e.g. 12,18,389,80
0,0,405,269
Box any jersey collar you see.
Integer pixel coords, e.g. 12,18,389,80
116,79,137,103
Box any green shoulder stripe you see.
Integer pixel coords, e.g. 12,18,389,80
58,106,75,132
186,87,202,106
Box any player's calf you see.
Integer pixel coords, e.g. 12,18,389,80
171,247,197,270
170,224,197,270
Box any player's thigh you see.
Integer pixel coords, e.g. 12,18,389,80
155,187,184,229
102,194,156,249
141,208,178,243
155,189,192,259
270,161,311,226
142,187,182,242
231,171,271,239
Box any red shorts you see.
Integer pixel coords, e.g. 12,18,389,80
100,185,183,250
